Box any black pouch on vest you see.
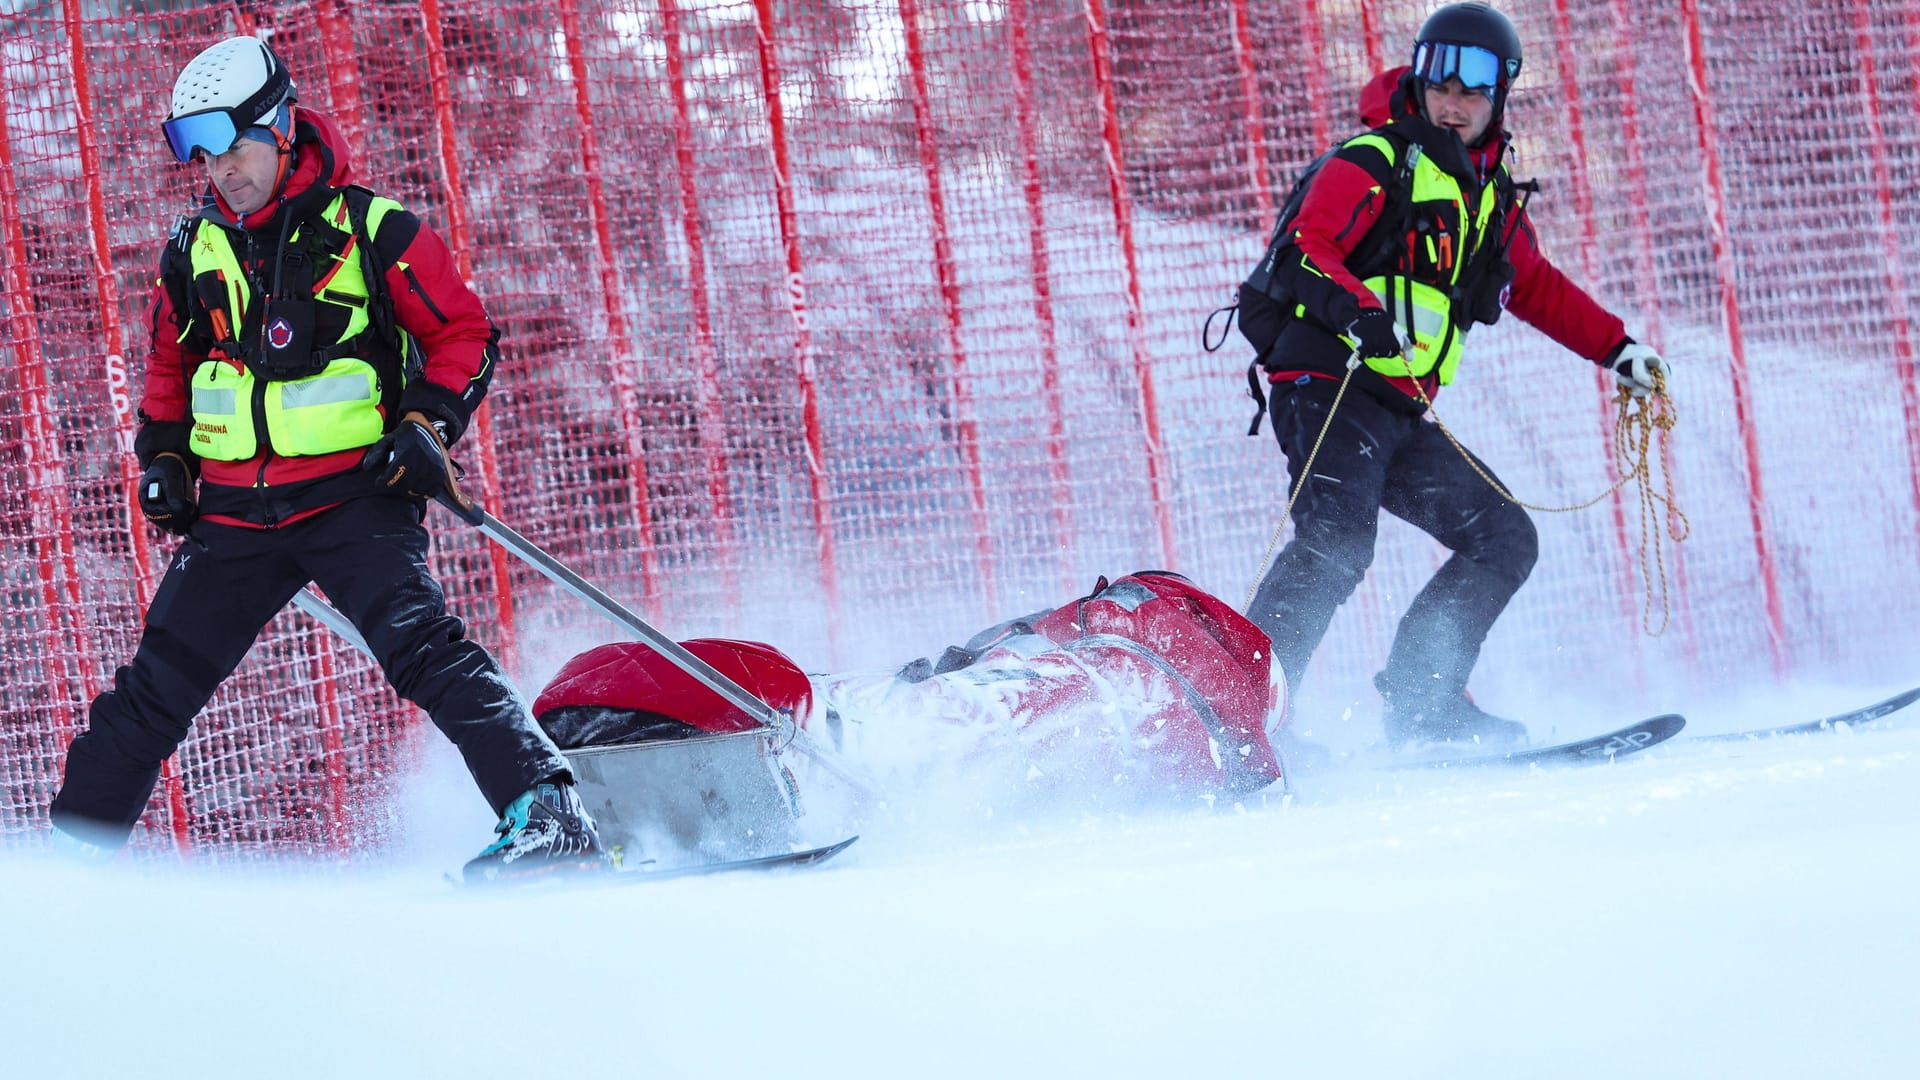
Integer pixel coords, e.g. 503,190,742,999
246,248,327,381
248,293,323,379
1461,255,1515,328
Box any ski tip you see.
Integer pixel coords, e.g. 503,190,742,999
1537,712,1686,763
1412,712,1688,769
798,835,859,864
1699,686,1920,742
1799,686,1920,727
1644,713,1687,739
452,836,862,890
1876,686,1920,713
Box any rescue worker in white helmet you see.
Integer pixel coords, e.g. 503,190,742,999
50,36,605,881
1237,3,1670,748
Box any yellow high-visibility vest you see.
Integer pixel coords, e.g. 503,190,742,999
1339,132,1502,386
181,191,406,460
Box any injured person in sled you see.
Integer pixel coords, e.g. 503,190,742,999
530,571,1289,872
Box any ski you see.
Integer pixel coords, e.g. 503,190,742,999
1697,687,1920,742
1393,713,1687,771
1283,714,1687,776
607,835,859,884
459,835,858,890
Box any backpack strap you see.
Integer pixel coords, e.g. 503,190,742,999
1229,126,1421,425
1344,127,1422,282
1246,360,1268,436
335,185,420,379
1202,298,1238,353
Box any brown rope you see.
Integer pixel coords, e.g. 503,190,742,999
1242,357,1363,612
1244,348,1688,635
1413,365,1689,636
1612,373,1690,635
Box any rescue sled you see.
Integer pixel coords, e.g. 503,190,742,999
297,495,1290,870
539,571,1291,846
290,500,863,876
532,638,852,873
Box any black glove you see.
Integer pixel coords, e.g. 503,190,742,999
1345,308,1408,361
138,452,198,536
361,411,452,499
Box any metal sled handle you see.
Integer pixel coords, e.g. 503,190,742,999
425,496,874,796
433,493,781,728
289,489,875,799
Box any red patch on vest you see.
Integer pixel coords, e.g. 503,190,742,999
267,317,294,350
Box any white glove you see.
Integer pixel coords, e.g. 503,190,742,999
1607,341,1669,398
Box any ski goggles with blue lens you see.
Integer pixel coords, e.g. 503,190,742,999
162,101,290,162
1411,42,1517,98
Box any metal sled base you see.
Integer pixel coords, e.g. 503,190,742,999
564,727,807,873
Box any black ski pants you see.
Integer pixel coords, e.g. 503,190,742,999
1245,378,1539,704
50,495,570,847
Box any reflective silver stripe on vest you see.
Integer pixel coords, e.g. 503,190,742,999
1367,282,1448,340
193,386,237,415
280,375,370,408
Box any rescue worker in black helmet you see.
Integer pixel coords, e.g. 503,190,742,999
50,36,606,880
1242,3,1669,748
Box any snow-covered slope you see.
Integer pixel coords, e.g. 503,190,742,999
5,707,1917,1079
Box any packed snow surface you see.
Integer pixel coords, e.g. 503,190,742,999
5,692,1918,1080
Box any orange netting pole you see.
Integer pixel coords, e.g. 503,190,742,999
899,0,998,619
1605,0,1667,351
750,0,844,661
660,0,741,619
315,0,366,160
1229,0,1274,232
1082,0,1177,569
1008,0,1077,594
1605,0,1698,663
559,0,663,622
1849,0,1920,531
0,75,91,749
61,0,188,855
1550,0,1644,659
418,0,522,670
1301,0,1330,150
1357,0,1385,77
1680,0,1786,674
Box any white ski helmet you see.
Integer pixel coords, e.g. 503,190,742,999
162,36,296,163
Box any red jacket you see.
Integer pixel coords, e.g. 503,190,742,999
137,109,498,527
1270,67,1626,404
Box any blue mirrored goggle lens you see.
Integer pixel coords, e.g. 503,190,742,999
162,110,241,163
1414,43,1504,91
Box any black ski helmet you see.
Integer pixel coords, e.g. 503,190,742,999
1411,3,1523,132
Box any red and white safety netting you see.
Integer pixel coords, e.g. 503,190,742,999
4,0,1917,856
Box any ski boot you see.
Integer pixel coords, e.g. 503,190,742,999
1380,688,1528,750
463,781,609,884
49,822,118,864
